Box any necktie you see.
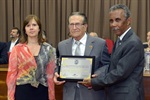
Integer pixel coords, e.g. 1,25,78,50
115,38,121,49
74,41,81,89
75,41,81,55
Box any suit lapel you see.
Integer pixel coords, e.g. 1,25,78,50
15,39,20,45
65,38,73,55
121,29,133,42
84,35,94,56
112,29,133,54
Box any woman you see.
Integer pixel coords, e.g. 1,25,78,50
6,15,56,100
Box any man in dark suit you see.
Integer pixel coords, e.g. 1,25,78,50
0,42,8,64
82,4,145,100
6,27,21,52
54,12,110,100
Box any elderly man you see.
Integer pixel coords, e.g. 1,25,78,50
82,4,145,100
54,12,110,100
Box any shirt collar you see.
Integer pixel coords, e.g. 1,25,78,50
11,38,19,43
119,27,131,40
73,33,87,45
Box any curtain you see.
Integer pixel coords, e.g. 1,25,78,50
0,0,150,47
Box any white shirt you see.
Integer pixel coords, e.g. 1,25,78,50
9,38,19,52
72,33,87,56
119,27,131,40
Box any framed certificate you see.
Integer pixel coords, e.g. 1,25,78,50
58,55,95,81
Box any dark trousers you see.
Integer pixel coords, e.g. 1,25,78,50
15,84,48,100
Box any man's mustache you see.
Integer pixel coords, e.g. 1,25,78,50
112,27,119,31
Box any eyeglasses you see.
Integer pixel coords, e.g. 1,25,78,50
69,23,84,28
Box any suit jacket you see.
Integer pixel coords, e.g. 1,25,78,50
92,29,145,100
57,34,110,100
0,42,8,64
6,39,20,52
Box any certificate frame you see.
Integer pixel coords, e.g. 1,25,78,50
58,55,95,81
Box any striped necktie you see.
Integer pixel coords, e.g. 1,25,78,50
75,41,81,55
